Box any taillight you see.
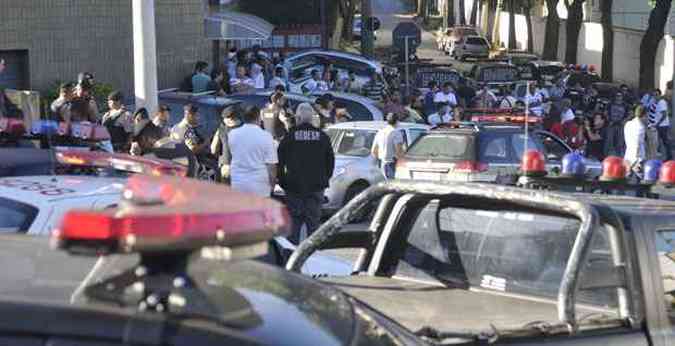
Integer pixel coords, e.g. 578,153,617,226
454,161,489,173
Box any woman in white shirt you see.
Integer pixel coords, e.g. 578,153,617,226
228,106,278,197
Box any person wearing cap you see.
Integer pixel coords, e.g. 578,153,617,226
228,106,278,197
70,80,98,122
153,105,172,138
372,113,404,179
130,108,164,156
101,91,133,152
77,72,94,87
211,105,243,183
277,102,334,244
427,103,453,126
170,103,208,154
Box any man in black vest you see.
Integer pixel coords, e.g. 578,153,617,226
278,102,335,244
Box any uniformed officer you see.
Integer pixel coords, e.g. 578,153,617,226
278,102,335,244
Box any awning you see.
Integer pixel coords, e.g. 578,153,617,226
204,11,275,41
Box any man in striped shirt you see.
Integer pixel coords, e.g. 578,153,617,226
362,71,386,103
647,89,672,160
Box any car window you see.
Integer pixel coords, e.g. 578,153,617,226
479,67,519,82
407,129,427,146
478,133,509,162
466,37,486,46
537,133,570,161
334,98,374,121
335,129,376,157
539,65,563,77
0,197,38,233
394,200,619,309
406,134,474,161
655,230,675,323
511,133,543,160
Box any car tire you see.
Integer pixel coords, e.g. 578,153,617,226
344,182,373,223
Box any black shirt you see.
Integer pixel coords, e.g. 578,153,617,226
278,123,335,194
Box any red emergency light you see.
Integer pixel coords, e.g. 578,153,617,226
55,149,188,177
520,150,546,177
600,156,626,182
0,117,27,136
659,160,675,187
53,175,290,255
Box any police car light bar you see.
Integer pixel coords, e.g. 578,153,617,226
470,114,541,124
30,120,111,141
55,149,188,177
53,175,290,255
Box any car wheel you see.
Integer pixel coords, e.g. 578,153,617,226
344,182,373,223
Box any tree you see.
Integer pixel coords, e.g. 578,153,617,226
447,0,456,27
417,0,429,19
639,0,672,90
521,0,535,52
564,0,586,64
508,0,517,49
470,0,479,25
459,0,467,25
599,0,614,81
338,0,357,42
542,0,560,61
485,0,497,41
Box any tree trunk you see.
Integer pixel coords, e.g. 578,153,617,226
639,0,672,91
564,0,585,64
459,0,467,25
417,0,427,17
447,0,456,27
508,0,517,49
340,0,356,42
470,0,479,25
543,0,560,61
523,3,534,52
492,0,503,47
486,0,497,41
332,1,343,49
600,0,613,81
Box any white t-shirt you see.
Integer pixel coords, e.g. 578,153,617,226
303,79,319,93
252,73,266,89
228,124,278,197
433,91,458,106
498,96,517,109
624,116,646,164
427,112,453,126
561,108,575,123
373,125,404,162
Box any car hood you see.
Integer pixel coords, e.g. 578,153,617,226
0,235,357,346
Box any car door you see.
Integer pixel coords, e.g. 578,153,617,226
535,131,572,174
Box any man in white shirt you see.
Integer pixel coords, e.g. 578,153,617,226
228,106,278,197
230,65,255,93
372,114,404,179
250,63,266,89
302,70,321,94
624,106,647,169
427,104,453,126
648,90,672,160
433,82,458,108
268,66,287,90
473,85,497,108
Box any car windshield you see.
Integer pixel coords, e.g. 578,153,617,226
466,37,486,46
395,201,620,309
406,134,474,160
0,197,38,233
334,129,376,157
479,67,519,82
539,65,563,76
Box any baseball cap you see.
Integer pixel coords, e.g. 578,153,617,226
78,72,94,84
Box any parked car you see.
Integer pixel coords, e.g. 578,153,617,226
274,121,428,216
395,121,601,184
288,179,675,345
439,26,480,55
467,62,521,95
518,60,565,81
452,35,490,61
283,49,387,94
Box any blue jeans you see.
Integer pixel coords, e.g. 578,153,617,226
381,161,396,179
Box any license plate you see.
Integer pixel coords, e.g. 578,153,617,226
412,171,443,181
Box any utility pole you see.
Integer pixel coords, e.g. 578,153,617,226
132,0,158,115
361,0,374,58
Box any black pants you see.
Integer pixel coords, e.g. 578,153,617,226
285,190,323,245
657,126,672,161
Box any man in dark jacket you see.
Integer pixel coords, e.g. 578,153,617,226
278,102,335,244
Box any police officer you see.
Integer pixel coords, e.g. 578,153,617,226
101,91,133,152
277,102,335,244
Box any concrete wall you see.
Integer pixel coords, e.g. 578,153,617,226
0,0,210,97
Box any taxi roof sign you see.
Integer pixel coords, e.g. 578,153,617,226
54,175,290,255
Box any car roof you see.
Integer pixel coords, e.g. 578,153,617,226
328,121,430,131
286,49,383,70
0,175,125,204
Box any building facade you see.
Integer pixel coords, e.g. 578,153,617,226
0,0,211,98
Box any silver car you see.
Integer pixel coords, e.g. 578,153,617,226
321,121,429,214
453,35,490,61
